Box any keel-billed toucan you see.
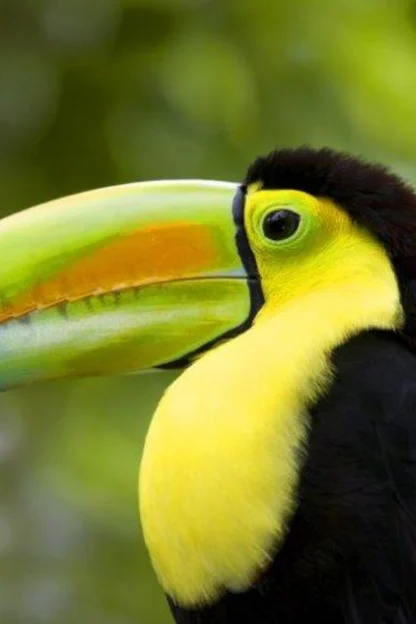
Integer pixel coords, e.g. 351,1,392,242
3,148,416,622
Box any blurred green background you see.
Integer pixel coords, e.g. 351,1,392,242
2,0,416,622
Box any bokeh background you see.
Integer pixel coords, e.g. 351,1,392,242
2,0,416,622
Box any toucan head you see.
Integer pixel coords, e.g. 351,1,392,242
1,147,415,390
241,147,416,341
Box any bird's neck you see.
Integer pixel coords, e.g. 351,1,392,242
139,274,401,608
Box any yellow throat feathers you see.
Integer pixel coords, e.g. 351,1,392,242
139,230,402,608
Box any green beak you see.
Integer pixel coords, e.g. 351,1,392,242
0,180,254,389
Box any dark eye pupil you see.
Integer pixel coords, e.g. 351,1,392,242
263,209,300,241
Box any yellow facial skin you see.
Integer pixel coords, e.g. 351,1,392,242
139,187,402,608
245,186,396,315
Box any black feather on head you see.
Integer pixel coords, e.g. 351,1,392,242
243,146,416,348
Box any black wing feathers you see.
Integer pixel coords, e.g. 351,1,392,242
319,332,416,623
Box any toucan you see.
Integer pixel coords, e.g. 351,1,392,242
2,148,416,623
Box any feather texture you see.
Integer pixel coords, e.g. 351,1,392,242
171,331,416,623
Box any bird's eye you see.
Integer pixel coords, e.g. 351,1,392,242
262,209,301,241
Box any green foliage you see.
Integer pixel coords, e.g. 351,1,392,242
2,0,416,622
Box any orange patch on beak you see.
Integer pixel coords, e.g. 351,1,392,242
0,223,219,323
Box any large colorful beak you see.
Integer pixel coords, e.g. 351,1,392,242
0,180,255,389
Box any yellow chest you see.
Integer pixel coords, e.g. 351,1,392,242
139,283,401,608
